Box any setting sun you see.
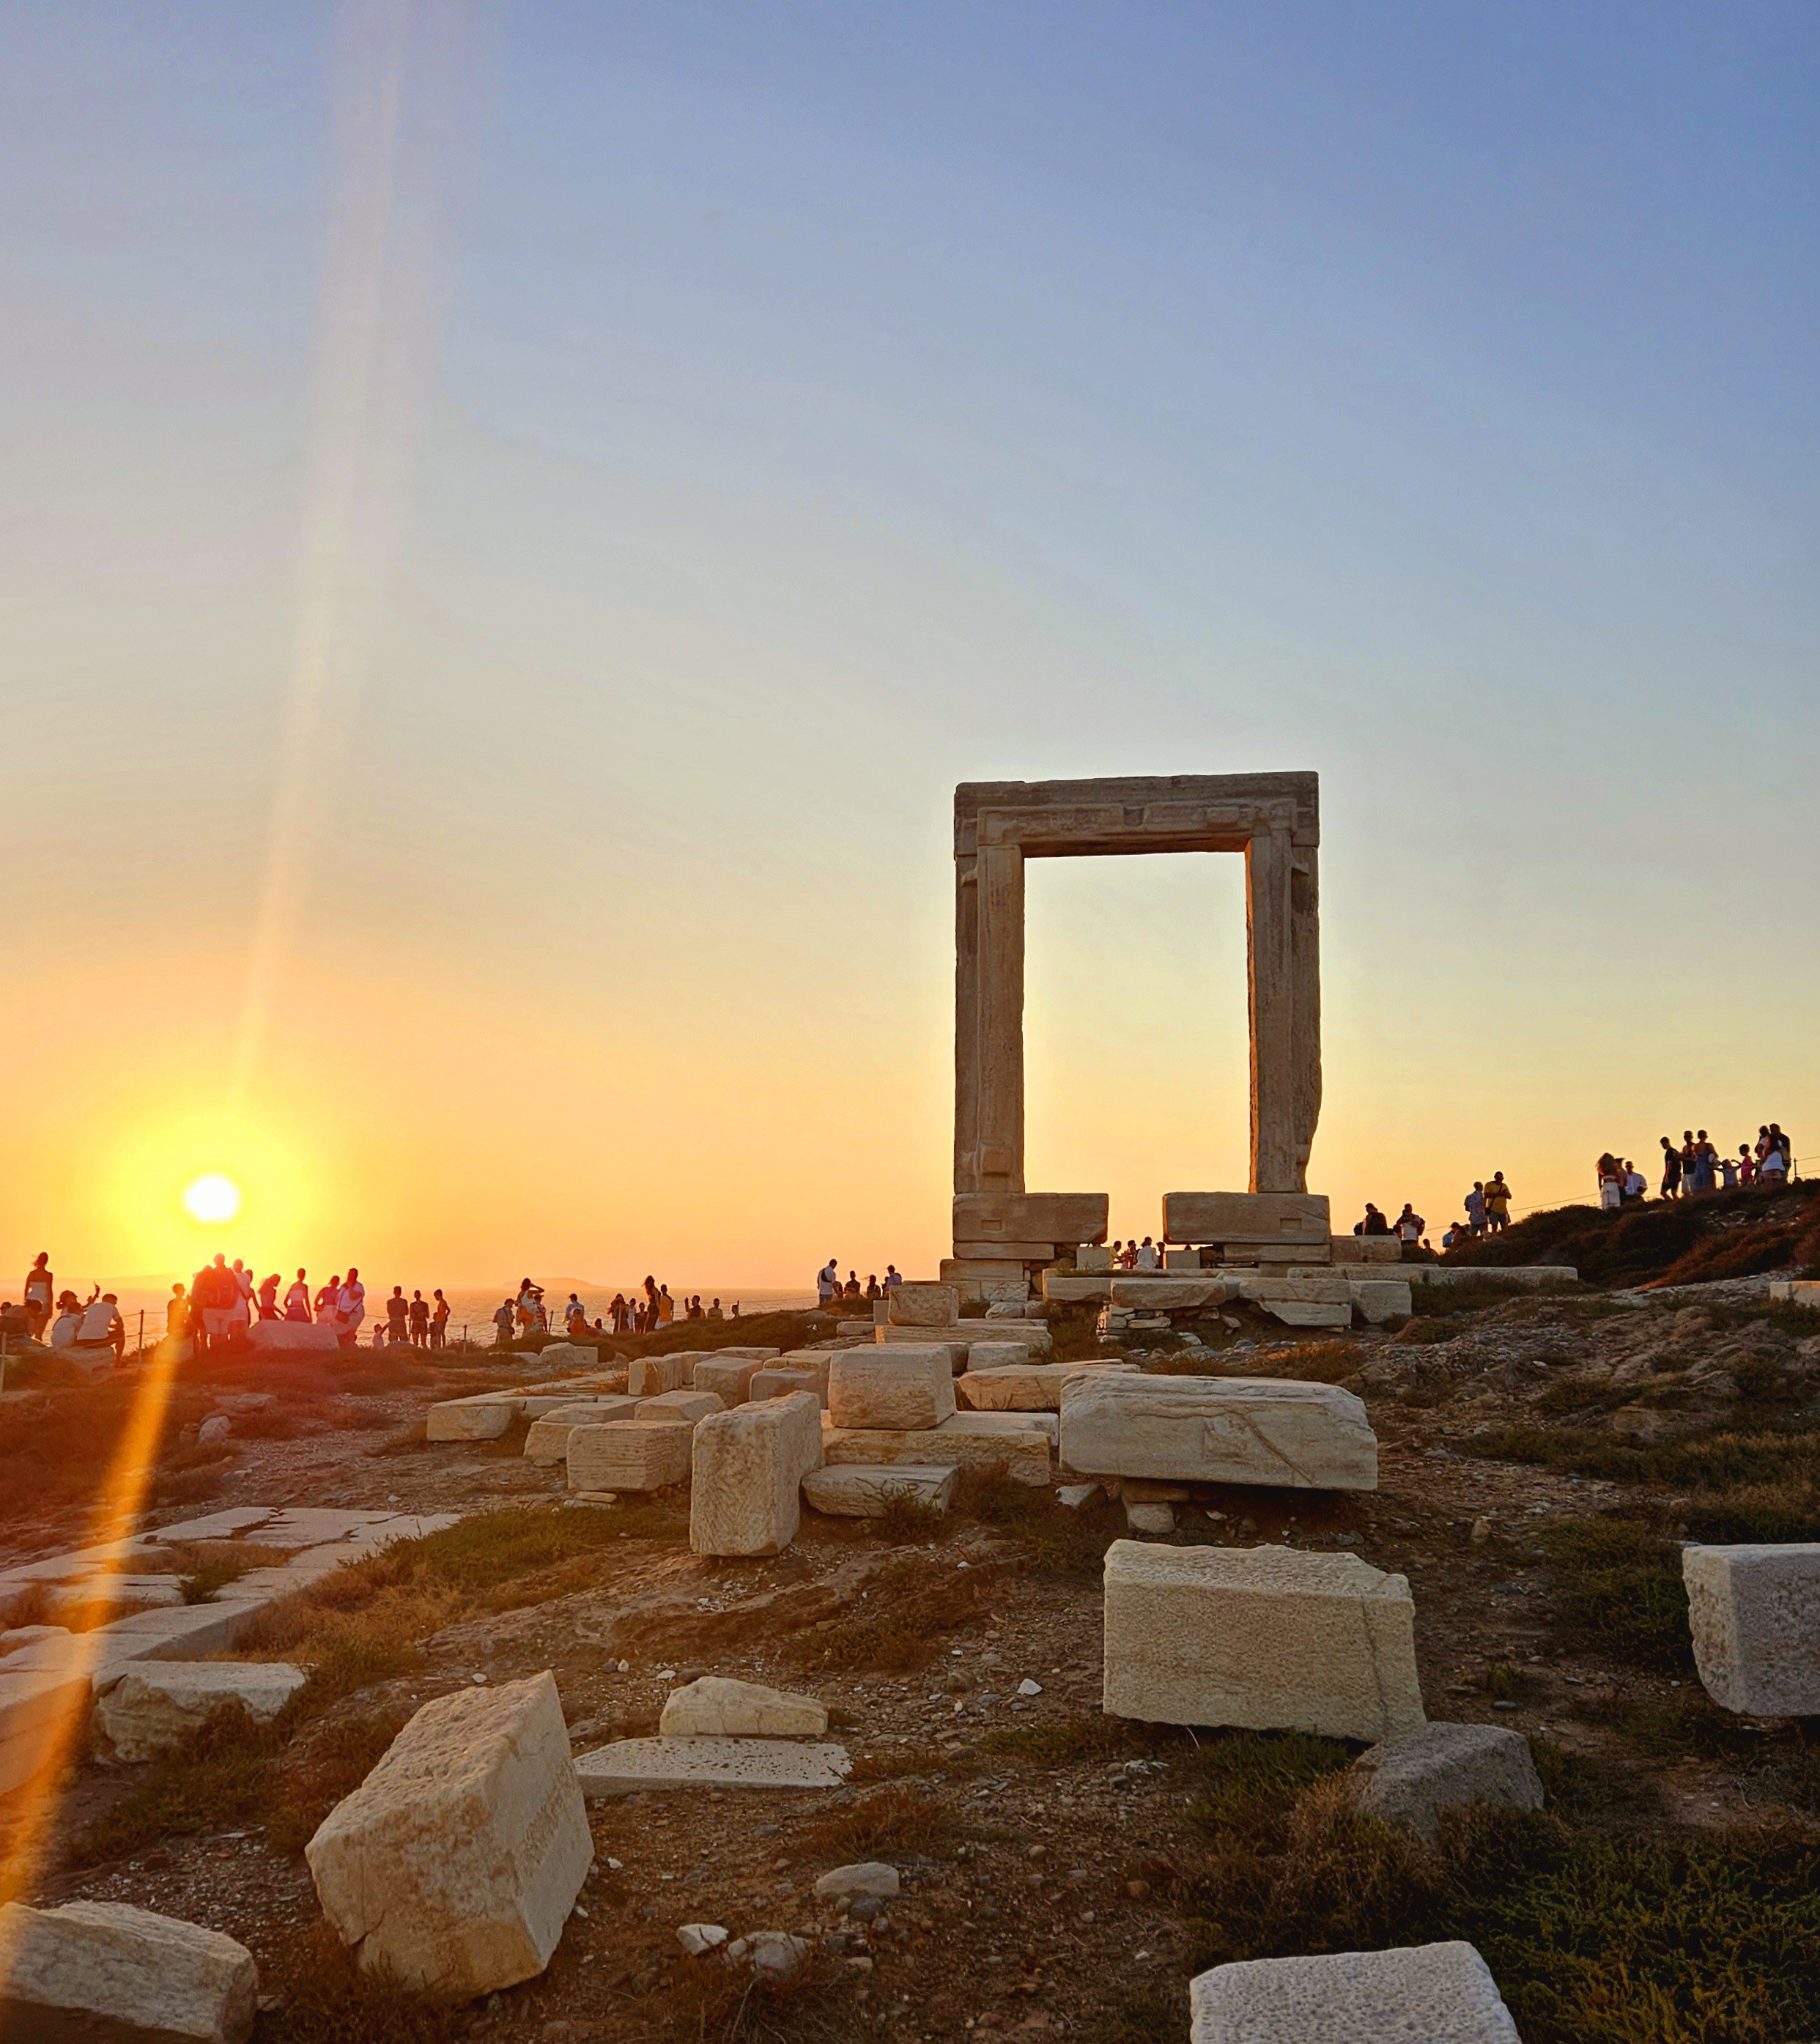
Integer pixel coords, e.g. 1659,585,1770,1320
180,1173,242,1226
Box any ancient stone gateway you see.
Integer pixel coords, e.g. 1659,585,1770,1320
950,773,1320,1281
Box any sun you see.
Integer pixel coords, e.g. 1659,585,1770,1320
181,1173,242,1226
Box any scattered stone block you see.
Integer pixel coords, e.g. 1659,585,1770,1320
634,1389,722,1426
306,1670,591,1997
523,1399,641,1465
814,1862,899,1901
660,1675,827,1738
1351,1722,1544,1843
1259,1300,1353,1329
822,1424,1048,1486
94,1663,307,1764
1164,1249,1204,1270
887,1282,961,1327
0,1897,258,2043
1040,1272,1114,1305
952,1192,1109,1246
0,1667,95,1796
800,1465,959,1517
566,1422,692,1494
939,1410,1058,1448
1349,1278,1414,1323
952,1238,1059,1260
692,1357,766,1409
1125,1500,1175,1534
871,1330,975,1367
744,1931,810,1980
1189,1941,1517,2044
574,1736,851,1797
1330,1234,1405,1264
627,1354,701,1397
1074,1246,1113,1274
426,1396,519,1443
1107,1275,1235,1311
1103,1541,1424,1741
1061,1374,1376,1490
959,1361,1132,1411
1684,1543,1820,1715
1057,1483,1100,1509
1164,1191,1331,1247
689,1392,824,1557
749,1366,827,1407
677,1923,728,1956
828,1350,957,1432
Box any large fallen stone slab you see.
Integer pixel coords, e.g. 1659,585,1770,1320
1258,1300,1353,1329
0,1667,94,1797
689,1392,824,1557
567,1421,692,1493
887,1282,961,1327
1348,1277,1414,1323
800,1465,959,1517
1040,1272,1114,1304
1351,1722,1543,1843
1232,1270,1353,1304
958,1361,1133,1411
1108,1275,1236,1311
523,1398,642,1465
821,1424,1049,1486
939,1410,1059,1448
247,1319,340,1352
426,1396,520,1443
1061,1374,1376,1490
306,1669,591,1997
958,1341,1050,1374
692,1357,766,1408
828,1350,957,1432
1330,1234,1405,1264
1164,1191,1331,1247
1103,1541,1424,1740
659,1676,826,1738
1188,1941,1518,2044
94,1662,307,1764
1684,1542,1820,1715
627,1353,703,1396
574,1736,851,1798
0,1898,258,2043
749,1366,827,1407
634,1389,722,1426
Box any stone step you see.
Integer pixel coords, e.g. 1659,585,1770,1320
573,1736,851,1798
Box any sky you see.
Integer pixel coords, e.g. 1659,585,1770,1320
1,1,1816,1295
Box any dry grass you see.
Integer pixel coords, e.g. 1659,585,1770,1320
257,1925,462,2044
950,1467,1115,1579
793,1782,955,1861
789,1552,997,1673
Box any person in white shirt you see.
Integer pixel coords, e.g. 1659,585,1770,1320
336,1268,366,1348
817,1260,838,1307
75,1292,123,1358
1134,1237,1160,1272
230,1260,254,1333
884,1265,903,1290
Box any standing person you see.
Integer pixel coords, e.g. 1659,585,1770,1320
1464,1184,1487,1237
284,1270,312,1321
229,1259,254,1344
1690,1131,1717,1197
1484,1174,1512,1232
314,1274,343,1332
564,1294,588,1337
408,1289,430,1348
816,1259,838,1308
1769,1123,1794,1177
707,1297,724,1319
1624,1161,1647,1203
1396,1203,1425,1245
608,1292,628,1336
1659,1137,1682,1201
196,1254,236,1356
514,1279,543,1338
657,1284,676,1326
336,1269,366,1349
1761,1131,1788,1186
256,1273,281,1320
166,1283,192,1358
1738,1144,1758,1188
384,1286,409,1346
429,1289,449,1350
22,1255,53,1341
492,1297,516,1348
1720,1151,1739,1191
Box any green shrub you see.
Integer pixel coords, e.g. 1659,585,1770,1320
1541,1519,1692,1670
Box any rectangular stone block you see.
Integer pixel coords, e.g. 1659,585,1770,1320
0,1667,93,1798
1109,1275,1236,1311
1060,1374,1377,1489
1331,1234,1404,1264
887,1283,962,1327
939,1259,1030,1283
962,1339,1043,1371
632,1389,722,1425
1189,1941,1519,2044
1684,1543,1820,1715
1164,1191,1331,1246
958,1361,1135,1412
953,1192,1109,1246
829,1350,957,1431
523,1398,642,1465
0,1899,259,2043
627,1354,698,1396
1350,1278,1414,1323
306,1670,591,1998
689,1392,824,1557
566,1421,692,1493
95,1662,308,1764
822,1424,1049,1486
800,1465,960,1518
1262,1301,1353,1328
750,1366,827,1407
1103,1541,1424,1739
939,1410,1058,1448
1233,1271,1353,1304
1074,1247,1112,1274
1164,1249,1204,1271
573,1736,851,1798
1041,1272,1113,1305
426,1396,519,1443
692,1356,765,1408
873,1330,973,1367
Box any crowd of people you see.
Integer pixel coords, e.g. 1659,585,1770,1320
170,1259,453,1356
486,1277,746,1347
815,1262,904,1306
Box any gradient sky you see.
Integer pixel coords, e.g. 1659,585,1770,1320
3,1,1816,1294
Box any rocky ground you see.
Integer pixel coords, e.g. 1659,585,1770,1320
3,1223,1820,2043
